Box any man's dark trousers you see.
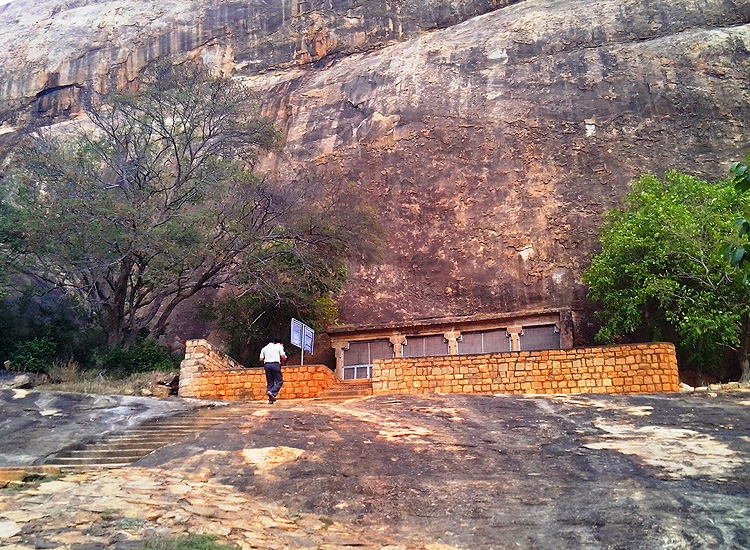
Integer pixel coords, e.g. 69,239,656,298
264,361,283,398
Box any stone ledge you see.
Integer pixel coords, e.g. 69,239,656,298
680,382,750,393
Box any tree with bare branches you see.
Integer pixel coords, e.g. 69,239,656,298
1,63,376,349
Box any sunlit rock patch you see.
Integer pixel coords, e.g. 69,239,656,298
553,395,655,417
584,421,746,479
240,446,306,471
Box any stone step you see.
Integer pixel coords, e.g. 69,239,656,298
59,449,159,460
79,434,202,446
117,430,216,437
45,454,141,464
85,436,185,445
42,459,132,469
140,419,247,427
319,389,373,397
40,404,253,470
316,379,374,400
64,444,161,453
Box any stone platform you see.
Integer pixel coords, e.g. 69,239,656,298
1,388,749,549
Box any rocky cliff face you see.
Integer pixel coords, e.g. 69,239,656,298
1,0,749,342
0,0,511,121
254,0,750,340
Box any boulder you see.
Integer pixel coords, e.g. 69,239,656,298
0,371,37,389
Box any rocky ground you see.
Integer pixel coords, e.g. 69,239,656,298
1,388,749,549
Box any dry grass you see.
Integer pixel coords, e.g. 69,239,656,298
141,534,236,550
35,360,178,397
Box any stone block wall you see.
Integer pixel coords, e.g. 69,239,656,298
372,343,679,396
178,339,337,401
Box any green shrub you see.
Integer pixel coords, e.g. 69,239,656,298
0,291,106,370
96,338,176,377
9,337,57,373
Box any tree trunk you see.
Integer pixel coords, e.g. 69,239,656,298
741,358,750,384
106,316,124,349
739,316,750,384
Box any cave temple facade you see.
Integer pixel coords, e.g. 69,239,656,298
328,309,573,380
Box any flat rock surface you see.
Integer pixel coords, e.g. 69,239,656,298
0,389,210,466
1,389,750,549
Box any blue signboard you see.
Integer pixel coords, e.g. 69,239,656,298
290,318,314,362
303,326,314,354
291,318,304,349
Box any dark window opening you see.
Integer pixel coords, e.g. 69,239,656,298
519,324,560,351
458,329,509,354
403,334,449,358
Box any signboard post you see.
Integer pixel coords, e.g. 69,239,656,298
290,318,315,365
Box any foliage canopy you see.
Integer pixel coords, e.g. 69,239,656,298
726,149,750,267
585,171,750,381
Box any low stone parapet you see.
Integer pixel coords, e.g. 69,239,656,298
372,343,679,396
178,339,337,401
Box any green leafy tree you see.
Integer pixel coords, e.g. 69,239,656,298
9,336,57,374
585,171,750,382
730,150,750,192
0,194,23,300
0,288,101,370
726,149,750,266
0,62,374,350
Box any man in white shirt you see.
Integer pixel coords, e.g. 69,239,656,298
259,339,286,404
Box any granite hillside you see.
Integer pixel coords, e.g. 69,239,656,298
1,0,749,341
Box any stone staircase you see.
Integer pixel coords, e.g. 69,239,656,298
40,404,252,470
33,383,372,471
315,379,373,400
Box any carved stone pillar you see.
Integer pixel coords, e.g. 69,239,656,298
389,334,407,357
444,331,462,355
506,326,523,352
557,309,574,349
330,340,350,379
